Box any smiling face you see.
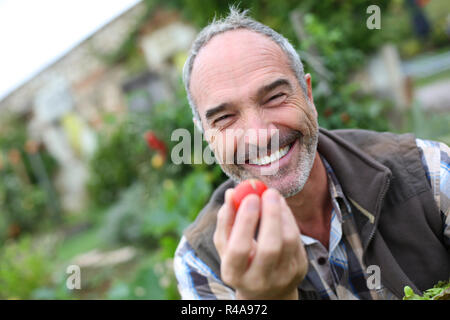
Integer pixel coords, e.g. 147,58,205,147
189,29,319,197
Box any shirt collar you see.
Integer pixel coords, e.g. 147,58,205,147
300,154,352,249
320,154,353,221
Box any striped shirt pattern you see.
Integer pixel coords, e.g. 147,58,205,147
174,138,450,300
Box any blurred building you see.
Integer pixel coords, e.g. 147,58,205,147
0,2,196,212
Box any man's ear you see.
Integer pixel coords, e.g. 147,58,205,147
304,73,318,118
305,73,314,103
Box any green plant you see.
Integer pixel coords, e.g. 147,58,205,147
99,167,219,246
107,253,179,299
99,182,155,247
403,281,450,300
87,115,149,207
87,81,198,208
0,236,52,299
0,172,48,232
0,115,59,241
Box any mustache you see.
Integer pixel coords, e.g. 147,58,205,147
233,130,303,164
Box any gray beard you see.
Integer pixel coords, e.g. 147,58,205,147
217,129,319,198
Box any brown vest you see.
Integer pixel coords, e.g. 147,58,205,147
184,128,450,299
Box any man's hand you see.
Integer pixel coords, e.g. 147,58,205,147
213,188,308,300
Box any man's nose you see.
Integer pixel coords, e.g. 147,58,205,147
242,112,277,147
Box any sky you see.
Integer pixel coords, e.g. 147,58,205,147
0,0,142,101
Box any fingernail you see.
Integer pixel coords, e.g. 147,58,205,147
225,188,234,202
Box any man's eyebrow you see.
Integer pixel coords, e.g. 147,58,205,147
257,78,292,99
205,103,232,122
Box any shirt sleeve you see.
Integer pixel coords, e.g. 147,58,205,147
416,138,450,248
173,236,236,300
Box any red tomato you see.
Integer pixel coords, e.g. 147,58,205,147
232,179,268,211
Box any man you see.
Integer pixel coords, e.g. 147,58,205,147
174,8,450,300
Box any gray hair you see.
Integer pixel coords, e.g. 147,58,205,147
183,6,308,131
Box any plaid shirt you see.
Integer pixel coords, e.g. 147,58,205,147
174,138,450,300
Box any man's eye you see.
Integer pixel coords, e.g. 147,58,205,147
267,93,285,103
214,114,231,124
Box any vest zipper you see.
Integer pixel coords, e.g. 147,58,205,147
363,176,390,253
361,176,392,298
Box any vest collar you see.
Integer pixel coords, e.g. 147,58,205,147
317,128,392,250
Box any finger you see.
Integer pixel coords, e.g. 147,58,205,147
252,189,282,275
214,189,236,255
223,194,260,278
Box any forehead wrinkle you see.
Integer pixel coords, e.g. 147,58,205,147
194,55,290,104
198,37,289,79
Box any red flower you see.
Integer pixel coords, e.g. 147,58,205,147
144,131,167,157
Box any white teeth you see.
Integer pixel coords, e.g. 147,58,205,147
249,144,291,165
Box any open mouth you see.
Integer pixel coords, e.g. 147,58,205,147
246,141,295,166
